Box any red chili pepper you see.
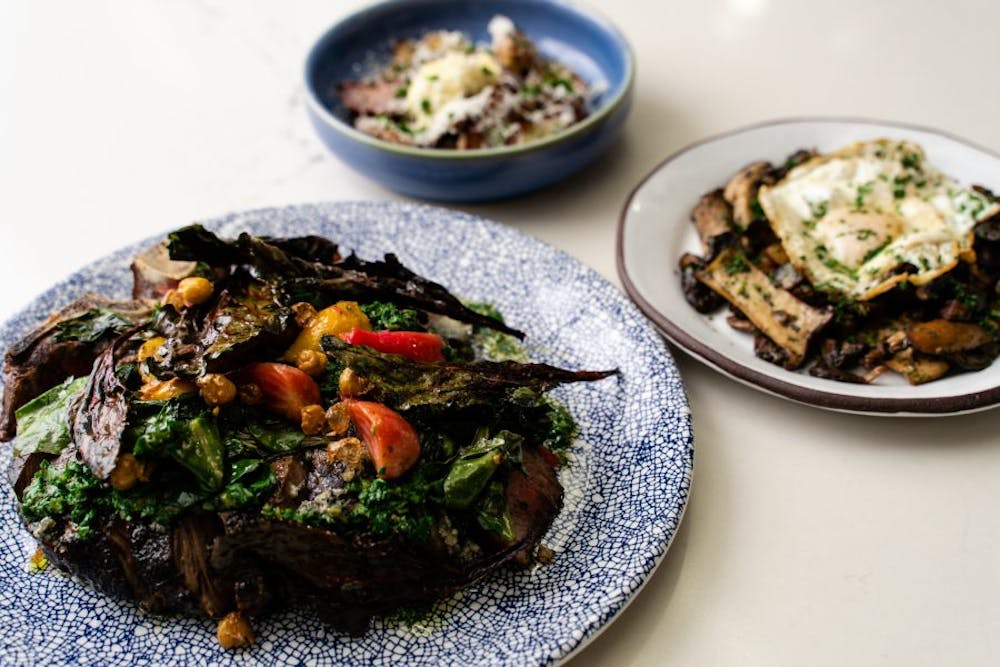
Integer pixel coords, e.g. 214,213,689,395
339,328,445,362
343,399,421,480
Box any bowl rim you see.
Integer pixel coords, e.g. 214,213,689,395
302,0,636,161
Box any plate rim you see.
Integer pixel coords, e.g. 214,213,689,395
616,116,1000,416
1,200,694,665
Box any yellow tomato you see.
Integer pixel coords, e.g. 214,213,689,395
283,301,370,361
137,337,166,363
139,377,196,401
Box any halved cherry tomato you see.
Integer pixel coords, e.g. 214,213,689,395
339,328,445,363
239,363,320,423
342,399,421,480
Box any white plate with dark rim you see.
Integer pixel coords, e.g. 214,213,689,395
0,202,693,666
617,118,1000,416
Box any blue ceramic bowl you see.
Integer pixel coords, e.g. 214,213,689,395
304,0,634,202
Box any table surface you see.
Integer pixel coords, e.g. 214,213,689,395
4,1,1000,665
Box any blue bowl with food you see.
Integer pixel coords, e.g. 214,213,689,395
304,0,634,202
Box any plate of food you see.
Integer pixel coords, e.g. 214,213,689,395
304,0,633,201
0,202,692,666
617,118,1000,415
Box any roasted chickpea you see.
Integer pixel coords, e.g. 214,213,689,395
301,404,326,435
29,548,48,571
291,301,318,327
338,368,370,398
198,373,237,406
216,611,254,649
296,349,328,377
139,377,195,401
161,289,186,311
326,437,367,481
324,402,351,436
177,276,214,305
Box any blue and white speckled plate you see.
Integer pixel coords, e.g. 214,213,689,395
0,202,693,667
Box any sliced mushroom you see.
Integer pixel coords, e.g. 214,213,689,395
679,253,725,314
885,348,950,385
696,246,832,368
690,189,737,259
907,319,995,354
723,161,772,228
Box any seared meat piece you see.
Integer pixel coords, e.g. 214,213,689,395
504,447,562,565
39,514,200,617
338,79,407,116
173,514,230,617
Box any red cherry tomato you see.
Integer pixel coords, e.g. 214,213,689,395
343,399,421,480
239,362,320,423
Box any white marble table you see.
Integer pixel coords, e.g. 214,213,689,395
4,1,1000,665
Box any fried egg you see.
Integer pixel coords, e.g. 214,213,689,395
758,139,1000,301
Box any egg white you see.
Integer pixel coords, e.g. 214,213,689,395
758,139,1000,301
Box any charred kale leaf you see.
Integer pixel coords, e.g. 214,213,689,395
167,224,522,337
53,308,133,343
321,336,615,415
72,334,133,480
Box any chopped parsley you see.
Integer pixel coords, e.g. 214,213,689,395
855,182,875,209
724,253,751,276
809,200,829,219
901,153,922,170
361,301,422,331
